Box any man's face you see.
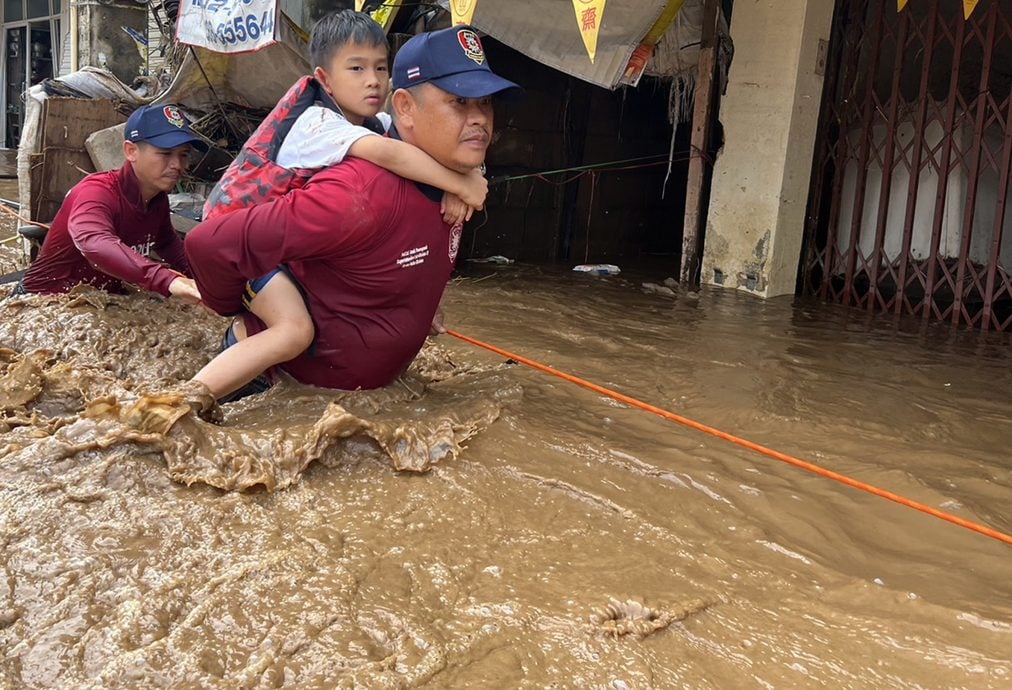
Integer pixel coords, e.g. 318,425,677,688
395,84,493,173
124,141,190,196
316,40,390,125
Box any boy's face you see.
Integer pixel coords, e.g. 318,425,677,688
315,40,390,125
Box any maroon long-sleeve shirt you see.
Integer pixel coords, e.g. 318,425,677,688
22,162,190,297
184,158,458,391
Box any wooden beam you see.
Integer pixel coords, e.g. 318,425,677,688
680,0,720,287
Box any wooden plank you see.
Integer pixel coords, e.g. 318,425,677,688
39,148,93,222
28,153,47,222
680,0,720,287
30,97,119,224
42,98,125,150
32,148,92,224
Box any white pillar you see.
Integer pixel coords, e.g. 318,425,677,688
702,0,835,297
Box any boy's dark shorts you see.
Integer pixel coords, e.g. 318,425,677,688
241,268,284,311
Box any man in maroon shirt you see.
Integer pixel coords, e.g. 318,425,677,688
185,26,518,394
18,104,204,303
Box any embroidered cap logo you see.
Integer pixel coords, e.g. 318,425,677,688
163,105,185,129
457,29,485,65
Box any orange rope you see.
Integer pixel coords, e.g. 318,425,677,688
447,330,1012,547
0,201,49,230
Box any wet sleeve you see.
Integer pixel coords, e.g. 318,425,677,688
153,210,192,277
185,171,377,316
67,188,182,297
275,108,379,169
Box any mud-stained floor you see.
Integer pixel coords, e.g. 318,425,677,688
1,268,1010,688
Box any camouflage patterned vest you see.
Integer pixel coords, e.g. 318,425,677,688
202,76,383,221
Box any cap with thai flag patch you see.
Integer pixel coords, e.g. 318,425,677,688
124,104,208,151
392,25,520,98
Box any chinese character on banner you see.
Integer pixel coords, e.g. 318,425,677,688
572,0,606,63
451,0,479,26
176,0,278,54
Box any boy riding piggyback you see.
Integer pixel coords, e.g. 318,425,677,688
194,10,488,401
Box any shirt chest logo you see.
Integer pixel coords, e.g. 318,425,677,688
397,245,429,268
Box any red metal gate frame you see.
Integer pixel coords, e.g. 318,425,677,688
802,0,1012,331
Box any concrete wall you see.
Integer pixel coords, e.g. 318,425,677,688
78,1,148,84
702,0,835,297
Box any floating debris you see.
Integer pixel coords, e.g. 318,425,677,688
642,282,677,297
587,597,710,639
573,264,621,276
469,255,515,265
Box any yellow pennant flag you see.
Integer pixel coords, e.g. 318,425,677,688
964,0,979,18
573,0,607,63
897,0,908,11
451,0,479,25
366,0,402,31
355,0,365,9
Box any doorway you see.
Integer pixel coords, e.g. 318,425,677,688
2,0,61,148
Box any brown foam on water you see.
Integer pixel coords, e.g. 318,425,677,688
2,275,1010,688
0,287,517,491
109,374,510,490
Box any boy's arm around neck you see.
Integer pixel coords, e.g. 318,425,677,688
347,136,487,208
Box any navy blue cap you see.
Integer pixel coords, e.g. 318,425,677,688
124,104,208,151
392,26,520,98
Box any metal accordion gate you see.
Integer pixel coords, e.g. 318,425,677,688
802,0,1012,331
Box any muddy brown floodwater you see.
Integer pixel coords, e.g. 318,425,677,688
1,267,1010,689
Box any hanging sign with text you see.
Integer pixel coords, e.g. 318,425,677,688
177,0,278,54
